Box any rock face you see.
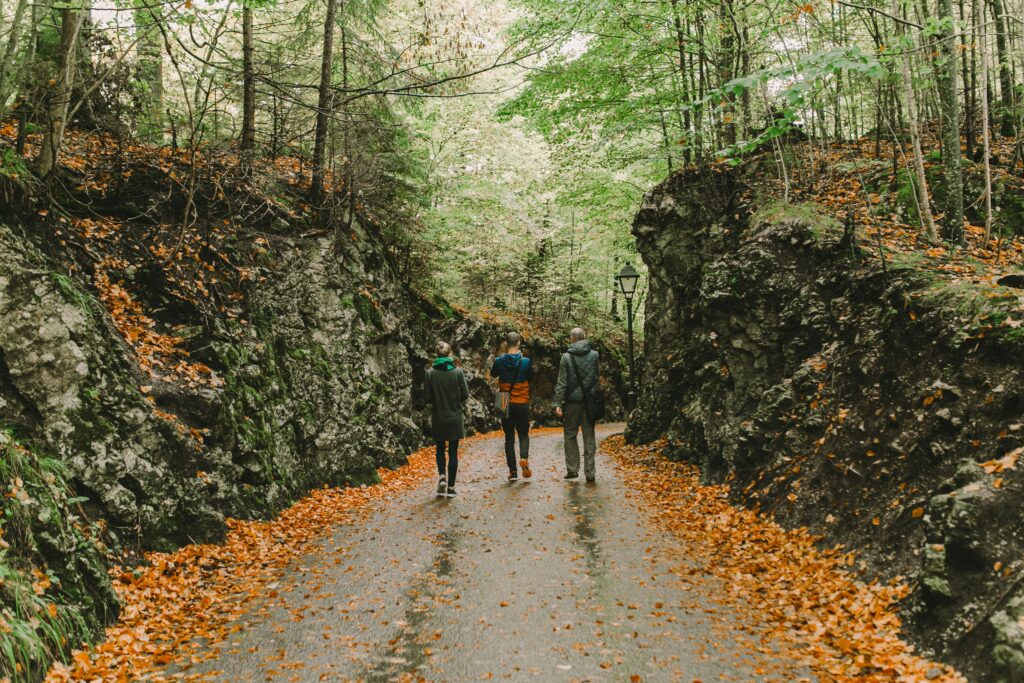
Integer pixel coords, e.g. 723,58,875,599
628,165,1024,681
0,223,226,549
0,218,503,553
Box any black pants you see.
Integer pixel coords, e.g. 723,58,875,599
501,403,530,472
436,440,459,487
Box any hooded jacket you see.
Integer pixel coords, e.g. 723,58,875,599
553,340,600,406
425,357,470,441
490,352,533,404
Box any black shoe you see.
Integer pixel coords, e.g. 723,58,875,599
508,471,518,481
586,477,596,484
564,472,579,480
446,488,457,498
436,476,447,496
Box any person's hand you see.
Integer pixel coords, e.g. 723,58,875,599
555,406,563,418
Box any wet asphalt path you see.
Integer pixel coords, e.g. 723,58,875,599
190,427,810,682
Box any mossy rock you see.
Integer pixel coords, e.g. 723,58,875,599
0,430,118,680
751,201,842,243
355,291,385,330
991,591,1024,681
892,169,921,225
994,180,1024,237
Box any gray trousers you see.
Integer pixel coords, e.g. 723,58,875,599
563,402,597,479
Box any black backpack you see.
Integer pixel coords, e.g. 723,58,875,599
568,353,606,422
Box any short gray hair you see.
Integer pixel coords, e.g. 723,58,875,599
570,327,586,342
436,341,452,357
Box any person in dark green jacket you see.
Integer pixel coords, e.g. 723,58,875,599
425,341,470,498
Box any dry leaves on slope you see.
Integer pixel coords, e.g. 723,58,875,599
604,435,966,683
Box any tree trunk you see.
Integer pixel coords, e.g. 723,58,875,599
33,9,84,178
240,3,257,153
895,0,938,240
310,0,338,205
718,0,737,147
134,0,164,143
692,17,704,163
959,0,975,159
669,0,692,162
977,0,994,240
0,0,29,106
341,18,355,231
14,0,40,155
936,0,964,242
659,108,673,173
740,22,750,138
988,0,1014,135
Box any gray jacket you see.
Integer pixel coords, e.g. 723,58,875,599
553,340,600,406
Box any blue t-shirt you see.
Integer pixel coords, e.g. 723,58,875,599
490,353,533,385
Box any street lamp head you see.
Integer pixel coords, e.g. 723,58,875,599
616,263,640,301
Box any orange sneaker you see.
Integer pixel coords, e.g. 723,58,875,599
520,459,532,479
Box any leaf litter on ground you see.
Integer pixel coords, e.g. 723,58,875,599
604,435,966,683
44,431,512,683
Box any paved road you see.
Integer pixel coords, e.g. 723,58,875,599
188,427,810,682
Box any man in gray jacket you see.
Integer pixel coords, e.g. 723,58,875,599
553,327,600,483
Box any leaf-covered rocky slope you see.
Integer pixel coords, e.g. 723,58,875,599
0,209,499,679
626,164,1024,682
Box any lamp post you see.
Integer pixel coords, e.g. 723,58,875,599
615,264,640,412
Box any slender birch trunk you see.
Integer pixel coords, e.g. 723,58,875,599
33,9,85,178
936,0,964,242
310,0,338,204
894,0,939,240
977,0,994,241
0,0,29,106
240,3,257,153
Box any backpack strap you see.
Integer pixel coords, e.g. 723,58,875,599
568,353,596,402
507,355,524,390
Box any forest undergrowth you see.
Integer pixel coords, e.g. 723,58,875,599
753,133,1024,278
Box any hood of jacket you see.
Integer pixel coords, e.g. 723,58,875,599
433,357,456,371
567,340,593,356
494,352,525,370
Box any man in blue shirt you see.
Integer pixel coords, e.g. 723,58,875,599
491,332,533,480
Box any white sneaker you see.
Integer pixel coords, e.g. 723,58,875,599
436,476,447,496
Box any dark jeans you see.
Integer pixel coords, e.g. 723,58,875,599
501,403,530,472
436,440,459,487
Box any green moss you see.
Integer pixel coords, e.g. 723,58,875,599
1006,326,1024,342
917,276,1024,348
343,468,382,487
995,180,1024,237
886,251,939,279
751,201,842,242
215,324,294,504
0,429,116,681
49,273,100,320
0,149,29,180
892,169,921,225
355,291,384,330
